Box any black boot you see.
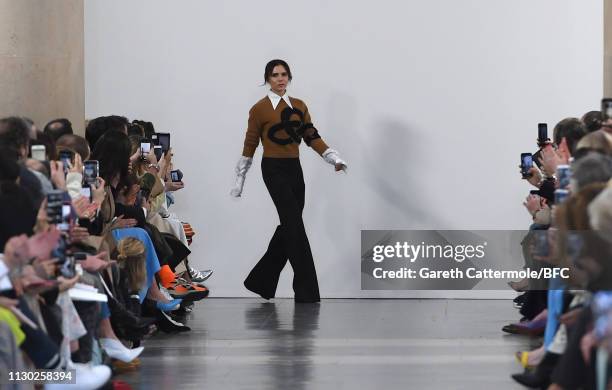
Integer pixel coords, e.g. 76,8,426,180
511,352,559,389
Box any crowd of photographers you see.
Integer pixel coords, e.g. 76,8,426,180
0,115,211,389
504,100,612,389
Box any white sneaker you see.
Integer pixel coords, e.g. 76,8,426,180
45,362,111,390
159,285,174,301
100,337,144,363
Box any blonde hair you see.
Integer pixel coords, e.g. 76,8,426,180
116,238,146,292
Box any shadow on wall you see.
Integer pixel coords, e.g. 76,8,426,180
362,118,447,229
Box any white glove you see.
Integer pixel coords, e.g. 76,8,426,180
322,148,347,172
230,156,253,197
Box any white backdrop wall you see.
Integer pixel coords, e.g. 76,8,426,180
85,0,603,298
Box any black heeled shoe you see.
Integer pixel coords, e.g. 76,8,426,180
511,352,559,389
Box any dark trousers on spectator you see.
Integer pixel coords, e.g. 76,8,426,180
244,157,320,302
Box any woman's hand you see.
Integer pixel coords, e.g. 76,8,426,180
159,149,173,179
68,226,90,243
523,194,542,216
335,163,346,172
69,153,83,174
538,145,567,177
112,215,138,229
72,196,91,219
146,148,158,165
57,275,80,292
91,178,107,205
50,161,67,190
81,252,112,272
165,180,184,192
130,148,142,165
522,167,542,187
27,228,61,261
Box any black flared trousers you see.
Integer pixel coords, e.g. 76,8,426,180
244,157,320,302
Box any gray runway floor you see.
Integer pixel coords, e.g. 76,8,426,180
116,298,532,389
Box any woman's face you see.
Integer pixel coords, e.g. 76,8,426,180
268,65,289,95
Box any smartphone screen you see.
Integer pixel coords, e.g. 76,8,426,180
46,190,65,225
58,204,72,231
156,133,170,153
31,145,46,161
141,139,152,155
83,160,99,185
171,170,180,182
59,150,73,166
59,254,76,278
521,153,533,177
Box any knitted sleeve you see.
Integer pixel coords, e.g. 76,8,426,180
302,104,329,155
242,106,261,158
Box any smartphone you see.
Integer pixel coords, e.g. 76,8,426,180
46,190,66,225
140,139,152,159
156,133,171,153
31,145,46,161
556,164,571,190
602,98,612,121
153,145,163,161
59,149,73,173
59,253,76,278
537,123,549,146
521,153,533,178
80,187,92,201
83,160,99,186
58,204,72,231
74,252,87,262
170,169,182,182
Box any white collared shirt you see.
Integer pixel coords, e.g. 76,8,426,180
267,90,293,110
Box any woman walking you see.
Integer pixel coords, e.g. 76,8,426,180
231,59,347,303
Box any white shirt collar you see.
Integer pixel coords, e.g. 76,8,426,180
267,90,293,110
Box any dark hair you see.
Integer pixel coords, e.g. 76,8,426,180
32,130,57,160
92,130,131,185
553,118,587,155
582,110,603,133
85,115,129,149
263,59,292,84
0,150,20,183
132,120,155,139
127,123,145,137
43,118,73,141
56,134,91,161
0,117,31,157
